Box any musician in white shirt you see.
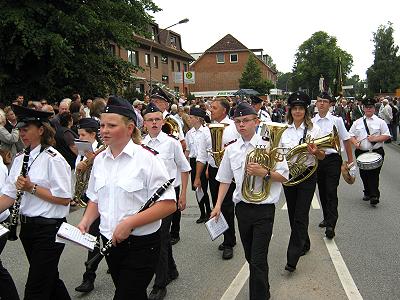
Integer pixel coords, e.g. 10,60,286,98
349,98,390,206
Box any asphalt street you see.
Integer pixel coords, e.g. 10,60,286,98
2,142,400,299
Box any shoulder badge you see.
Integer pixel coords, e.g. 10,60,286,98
168,134,179,140
224,139,237,147
45,148,57,157
141,144,159,155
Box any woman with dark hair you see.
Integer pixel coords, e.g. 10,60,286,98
281,92,325,273
0,105,72,300
55,112,78,170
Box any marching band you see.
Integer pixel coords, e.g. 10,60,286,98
0,90,393,300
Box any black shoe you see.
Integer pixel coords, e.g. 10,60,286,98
170,237,180,245
370,197,379,207
75,279,94,293
222,247,233,260
148,287,167,300
325,227,335,239
318,220,327,228
285,263,296,272
196,216,206,224
218,243,225,251
166,269,179,285
362,195,370,201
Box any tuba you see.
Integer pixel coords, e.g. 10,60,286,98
283,126,340,186
73,144,107,207
208,123,229,167
162,115,180,138
242,123,288,202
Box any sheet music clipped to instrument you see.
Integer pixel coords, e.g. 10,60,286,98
56,222,96,251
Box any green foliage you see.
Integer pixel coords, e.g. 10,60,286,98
186,92,196,101
239,54,274,94
0,0,160,103
292,31,353,98
366,22,400,94
277,72,293,92
344,75,367,98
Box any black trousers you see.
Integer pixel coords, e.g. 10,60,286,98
83,216,102,281
208,166,236,247
19,221,70,300
317,153,342,228
170,187,181,239
283,172,317,267
0,235,20,300
355,147,385,199
103,231,160,300
190,157,211,217
235,202,275,300
154,214,177,289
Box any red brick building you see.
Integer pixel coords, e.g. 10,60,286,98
112,22,194,95
190,34,277,96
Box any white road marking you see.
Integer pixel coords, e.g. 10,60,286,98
282,202,288,210
324,238,363,300
220,262,249,300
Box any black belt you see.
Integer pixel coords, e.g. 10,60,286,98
20,215,65,225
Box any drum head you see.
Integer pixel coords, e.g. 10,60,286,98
356,152,383,170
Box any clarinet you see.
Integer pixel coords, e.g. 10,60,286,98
6,146,31,241
85,178,175,269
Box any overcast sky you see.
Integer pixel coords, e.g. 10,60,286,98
152,0,400,80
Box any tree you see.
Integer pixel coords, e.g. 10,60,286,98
239,54,274,94
344,75,367,98
276,72,293,92
0,0,159,103
292,31,353,99
366,22,400,94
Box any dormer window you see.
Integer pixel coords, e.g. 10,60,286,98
170,35,177,48
151,26,157,41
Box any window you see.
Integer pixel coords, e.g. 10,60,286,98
216,53,225,64
162,75,169,83
109,44,116,56
151,26,157,41
171,59,175,71
230,53,238,63
145,54,150,66
183,63,188,72
127,50,139,66
177,61,181,71
161,55,168,64
170,35,177,48
139,84,145,93
153,55,159,68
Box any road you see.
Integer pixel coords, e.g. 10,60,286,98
2,143,400,299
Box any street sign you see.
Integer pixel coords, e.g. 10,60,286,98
173,71,195,84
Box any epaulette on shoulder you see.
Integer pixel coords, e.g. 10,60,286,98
224,139,237,147
168,134,179,140
15,150,24,157
45,148,57,157
141,144,159,155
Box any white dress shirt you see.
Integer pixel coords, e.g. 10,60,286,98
0,156,10,222
75,140,99,169
349,115,391,151
258,109,271,123
216,133,289,205
197,116,241,168
312,112,350,155
185,126,207,158
1,145,71,218
86,140,176,239
142,132,191,187
281,122,323,167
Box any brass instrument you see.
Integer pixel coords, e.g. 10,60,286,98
242,123,288,202
73,144,107,207
162,115,180,138
283,126,341,186
208,123,229,167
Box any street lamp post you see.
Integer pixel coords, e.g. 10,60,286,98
149,18,189,93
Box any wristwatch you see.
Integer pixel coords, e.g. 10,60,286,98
264,170,271,182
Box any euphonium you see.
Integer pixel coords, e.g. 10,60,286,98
208,123,229,167
242,123,288,202
162,115,180,138
73,144,107,207
283,126,340,186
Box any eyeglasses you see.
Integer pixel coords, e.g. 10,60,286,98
144,118,163,123
234,118,257,125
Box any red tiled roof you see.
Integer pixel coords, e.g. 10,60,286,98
205,34,248,52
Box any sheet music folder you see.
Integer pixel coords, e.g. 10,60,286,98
56,222,96,251
204,213,229,241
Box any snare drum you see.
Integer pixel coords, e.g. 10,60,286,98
356,152,383,170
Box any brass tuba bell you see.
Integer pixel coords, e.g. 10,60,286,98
162,115,180,138
242,123,288,202
283,126,341,186
207,123,229,167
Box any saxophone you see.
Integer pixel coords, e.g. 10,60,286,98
73,144,107,207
